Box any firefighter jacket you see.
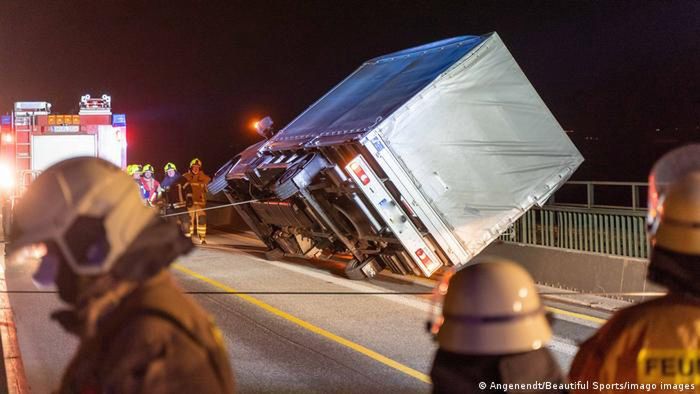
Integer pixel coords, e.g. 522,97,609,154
161,172,187,210
56,270,235,394
431,348,565,394
570,293,700,392
134,179,148,201
183,171,211,206
140,177,161,205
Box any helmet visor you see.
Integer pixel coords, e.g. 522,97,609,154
648,145,700,236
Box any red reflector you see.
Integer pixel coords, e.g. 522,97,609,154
415,248,431,265
350,162,370,185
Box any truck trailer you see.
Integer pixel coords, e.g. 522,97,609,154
210,33,583,279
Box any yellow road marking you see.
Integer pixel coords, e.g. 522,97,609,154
173,264,432,384
545,306,607,324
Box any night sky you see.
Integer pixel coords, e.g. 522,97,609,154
0,1,697,181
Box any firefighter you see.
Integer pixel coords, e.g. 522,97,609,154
7,157,235,393
140,163,161,206
183,158,211,244
161,162,189,234
428,257,564,394
126,164,148,201
570,144,700,389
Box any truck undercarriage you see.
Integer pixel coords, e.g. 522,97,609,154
216,142,446,279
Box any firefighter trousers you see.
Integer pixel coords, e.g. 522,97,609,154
165,206,189,236
187,203,207,241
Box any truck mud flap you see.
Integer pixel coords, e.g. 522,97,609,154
345,257,382,280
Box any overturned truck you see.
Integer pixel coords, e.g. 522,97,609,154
210,33,583,279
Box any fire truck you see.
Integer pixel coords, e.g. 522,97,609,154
0,94,127,235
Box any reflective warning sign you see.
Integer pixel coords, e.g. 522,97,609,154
638,349,700,384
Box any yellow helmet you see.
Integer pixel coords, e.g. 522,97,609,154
164,162,177,172
189,158,202,168
142,164,155,173
428,257,551,355
126,164,142,176
648,144,700,255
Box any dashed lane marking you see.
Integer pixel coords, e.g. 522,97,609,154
173,264,432,385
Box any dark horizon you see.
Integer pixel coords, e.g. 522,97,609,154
1,1,697,181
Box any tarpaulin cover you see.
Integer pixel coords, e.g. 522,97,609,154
266,35,485,150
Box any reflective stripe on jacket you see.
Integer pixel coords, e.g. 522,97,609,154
141,177,161,203
183,171,211,205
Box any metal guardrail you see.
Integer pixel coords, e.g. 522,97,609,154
550,181,648,211
500,207,649,258
500,181,651,258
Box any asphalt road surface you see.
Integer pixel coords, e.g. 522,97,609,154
4,230,603,393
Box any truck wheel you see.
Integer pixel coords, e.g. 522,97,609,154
344,257,381,280
264,248,285,261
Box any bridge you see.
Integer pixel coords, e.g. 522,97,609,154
0,180,662,392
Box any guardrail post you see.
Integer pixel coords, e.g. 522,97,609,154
587,183,594,209
632,184,639,211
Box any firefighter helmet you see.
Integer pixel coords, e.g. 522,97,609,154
8,157,157,287
190,158,202,168
164,162,177,172
126,164,142,176
428,257,551,355
648,144,700,255
142,164,155,173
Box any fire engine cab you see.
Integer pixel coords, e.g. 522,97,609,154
0,94,127,235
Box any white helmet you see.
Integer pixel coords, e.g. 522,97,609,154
9,157,156,287
428,257,552,355
648,144,700,255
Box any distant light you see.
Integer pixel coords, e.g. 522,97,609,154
2,134,12,143
0,162,14,190
252,116,275,139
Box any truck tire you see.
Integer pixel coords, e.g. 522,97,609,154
264,248,285,261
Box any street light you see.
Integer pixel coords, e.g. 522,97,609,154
252,116,275,139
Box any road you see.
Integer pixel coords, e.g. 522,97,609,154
4,230,604,393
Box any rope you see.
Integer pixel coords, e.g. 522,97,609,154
160,199,259,218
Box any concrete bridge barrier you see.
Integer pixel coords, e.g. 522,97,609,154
483,241,664,301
